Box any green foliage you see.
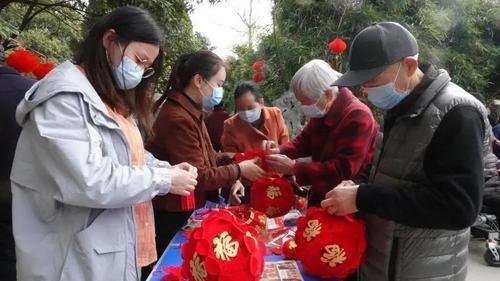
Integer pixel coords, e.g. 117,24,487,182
223,44,257,113
0,2,83,63
251,0,500,105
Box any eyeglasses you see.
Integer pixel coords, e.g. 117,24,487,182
134,54,155,79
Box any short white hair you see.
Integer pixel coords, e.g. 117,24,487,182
290,59,342,100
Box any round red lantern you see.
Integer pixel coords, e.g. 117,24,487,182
226,206,267,237
252,71,265,83
252,60,265,72
33,62,55,80
250,176,295,218
294,207,366,279
328,37,347,54
6,49,40,73
181,209,266,281
282,239,298,260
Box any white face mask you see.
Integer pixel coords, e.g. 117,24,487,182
301,95,328,118
239,107,262,123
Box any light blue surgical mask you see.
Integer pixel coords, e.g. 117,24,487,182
239,106,262,123
112,56,144,90
202,80,224,108
365,63,410,110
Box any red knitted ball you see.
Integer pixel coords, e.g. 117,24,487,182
181,209,266,281
250,176,295,218
6,50,40,73
294,207,366,279
33,62,55,80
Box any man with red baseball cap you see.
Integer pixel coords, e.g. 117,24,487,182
322,22,493,281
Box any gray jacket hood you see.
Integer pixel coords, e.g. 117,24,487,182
16,61,108,126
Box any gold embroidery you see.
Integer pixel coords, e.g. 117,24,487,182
213,231,239,261
190,252,207,281
288,240,297,250
266,185,282,199
303,219,321,241
320,244,347,267
266,206,281,217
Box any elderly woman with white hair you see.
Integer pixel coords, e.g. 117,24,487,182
264,59,378,207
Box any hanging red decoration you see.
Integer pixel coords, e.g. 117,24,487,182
181,209,266,281
328,37,347,54
252,60,265,72
250,176,295,218
252,71,265,83
6,50,40,73
294,207,366,279
33,62,55,80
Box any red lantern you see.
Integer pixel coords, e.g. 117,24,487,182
6,50,40,73
328,37,347,54
252,71,265,83
294,207,366,279
33,62,55,80
226,206,267,237
252,60,265,72
282,239,298,260
250,176,295,218
181,209,266,281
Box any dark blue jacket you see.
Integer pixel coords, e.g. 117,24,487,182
0,66,35,182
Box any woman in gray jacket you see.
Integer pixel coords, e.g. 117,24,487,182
10,7,197,281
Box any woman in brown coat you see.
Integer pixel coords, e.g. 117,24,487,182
146,50,264,254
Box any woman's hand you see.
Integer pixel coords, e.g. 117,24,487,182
174,162,198,177
169,166,197,196
238,158,266,181
229,180,245,205
266,154,296,175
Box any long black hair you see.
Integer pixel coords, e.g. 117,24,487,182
75,6,164,136
154,50,226,112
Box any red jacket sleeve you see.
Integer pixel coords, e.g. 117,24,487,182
293,109,377,192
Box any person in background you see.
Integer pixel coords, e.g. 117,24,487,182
263,59,378,207
10,7,198,281
221,81,289,203
322,22,492,281
222,81,289,153
147,50,265,255
205,102,230,152
0,46,36,281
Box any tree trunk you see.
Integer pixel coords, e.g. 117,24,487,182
18,1,36,32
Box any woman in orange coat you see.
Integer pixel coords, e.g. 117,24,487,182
221,81,289,153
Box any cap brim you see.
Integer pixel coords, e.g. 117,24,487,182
331,64,389,87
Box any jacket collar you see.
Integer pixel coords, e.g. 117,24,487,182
398,67,451,118
323,87,358,127
168,91,204,121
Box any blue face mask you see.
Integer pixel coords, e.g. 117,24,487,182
112,56,144,90
365,63,410,110
202,80,224,108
